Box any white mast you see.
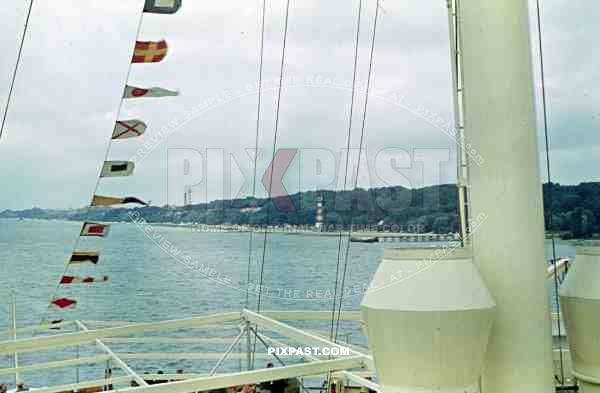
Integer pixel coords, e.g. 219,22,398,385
447,0,470,245
457,0,554,391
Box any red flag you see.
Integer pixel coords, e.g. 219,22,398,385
51,298,77,309
132,40,168,63
80,222,109,237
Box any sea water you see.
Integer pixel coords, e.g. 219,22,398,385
0,219,575,387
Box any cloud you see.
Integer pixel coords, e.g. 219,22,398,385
0,0,597,209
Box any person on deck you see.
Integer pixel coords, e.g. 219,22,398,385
241,384,256,393
258,362,287,393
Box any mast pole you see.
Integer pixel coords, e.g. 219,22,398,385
246,321,252,370
446,0,470,245
11,291,19,387
457,0,554,391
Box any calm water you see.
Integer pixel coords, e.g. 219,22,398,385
0,219,385,387
0,219,575,387
0,219,387,324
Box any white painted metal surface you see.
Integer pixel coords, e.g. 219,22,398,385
0,320,76,337
0,311,372,393
76,320,149,387
255,330,381,393
457,0,555,391
260,311,362,321
115,352,294,360
0,312,240,355
28,376,132,393
112,356,365,393
242,309,374,369
547,258,570,279
102,336,240,344
361,247,494,392
0,354,111,376
560,247,600,392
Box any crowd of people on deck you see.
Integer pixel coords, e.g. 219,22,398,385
0,380,31,392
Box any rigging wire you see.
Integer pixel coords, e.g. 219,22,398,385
38,10,146,326
248,326,313,393
329,0,363,344
534,0,565,384
251,0,292,367
0,0,35,141
333,0,380,343
256,0,292,315
245,0,268,311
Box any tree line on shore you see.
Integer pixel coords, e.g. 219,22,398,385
1,182,599,239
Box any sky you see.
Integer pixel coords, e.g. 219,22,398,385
0,0,598,210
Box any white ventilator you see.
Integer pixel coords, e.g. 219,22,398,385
560,246,600,393
361,247,495,393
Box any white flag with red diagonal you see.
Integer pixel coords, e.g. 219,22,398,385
123,85,179,99
112,120,146,140
60,275,109,285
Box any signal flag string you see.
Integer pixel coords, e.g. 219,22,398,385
38,9,147,325
39,0,181,324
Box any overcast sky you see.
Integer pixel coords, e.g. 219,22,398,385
0,0,598,210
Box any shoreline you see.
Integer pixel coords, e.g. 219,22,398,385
5,218,592,242
4,218,460,239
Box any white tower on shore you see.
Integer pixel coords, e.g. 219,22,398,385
184,186,192,206
315,195,324,231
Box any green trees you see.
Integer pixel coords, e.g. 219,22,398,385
3,182,600,238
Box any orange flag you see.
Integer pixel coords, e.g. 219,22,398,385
92,195,148,206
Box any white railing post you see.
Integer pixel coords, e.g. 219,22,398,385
11,291,19,387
